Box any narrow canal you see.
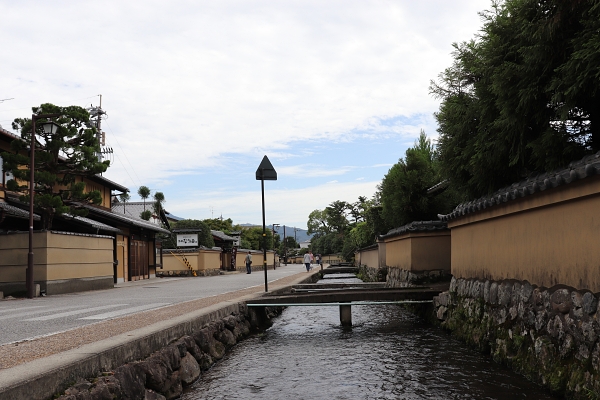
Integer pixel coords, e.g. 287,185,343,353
182,277,559,399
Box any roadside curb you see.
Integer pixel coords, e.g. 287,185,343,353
0,269,319,400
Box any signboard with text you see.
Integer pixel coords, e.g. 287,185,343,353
177,234,198,247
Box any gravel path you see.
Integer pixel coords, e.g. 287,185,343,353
0,270,315,370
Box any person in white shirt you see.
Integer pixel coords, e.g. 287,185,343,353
303,252,312,272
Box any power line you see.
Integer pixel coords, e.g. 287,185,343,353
103,119,143,187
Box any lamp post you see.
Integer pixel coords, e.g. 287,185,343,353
27,113,61,299
255,155,277,292
272,223,279,270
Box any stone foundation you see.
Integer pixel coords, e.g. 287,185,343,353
433,277,600,398
54,306,282,400
357,264,387,283
386,267,451,287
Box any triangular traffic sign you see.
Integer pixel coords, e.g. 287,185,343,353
256,155,277,180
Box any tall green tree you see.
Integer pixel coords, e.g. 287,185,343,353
278,236,299,255
307,209,331,235
138,186,150,211
431,0,600,198
240,226,274,250
378,131,456,229
203,218,234,233
118,191,130,213
152,191,165,217
2,103,109,229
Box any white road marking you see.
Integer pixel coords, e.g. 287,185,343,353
24,304,128,321
0,305,82,321
0,305,48,314
79,303,171,320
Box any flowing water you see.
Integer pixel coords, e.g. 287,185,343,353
182,278,558,400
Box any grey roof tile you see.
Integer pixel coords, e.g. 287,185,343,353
439,151,600,222
379,220,448,239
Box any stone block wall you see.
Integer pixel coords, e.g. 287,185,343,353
386,267,451,288
434,277,600,398
357,264,387,283
54,306,282,400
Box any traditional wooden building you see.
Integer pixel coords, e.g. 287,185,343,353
0,125,169,294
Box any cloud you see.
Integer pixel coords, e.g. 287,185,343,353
277,164,354,178
0,0,486,224
171,180,380,228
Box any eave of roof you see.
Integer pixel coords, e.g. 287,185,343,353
356,243,379,252
83,204,170,234
0,201,40,220
379,220,448,239
211,230,236,241
172,228,206,233
88,174,128,192
0,126,21,142
439,151,600,222
59,214,122,233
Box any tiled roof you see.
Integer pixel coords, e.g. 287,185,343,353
379,220,448,239
165,211,184,221
211,230,236,242
83,204,170,234
59,214,121,233
439,151,600,222
0,126,21,141
111,201,155,220
0,201,40,220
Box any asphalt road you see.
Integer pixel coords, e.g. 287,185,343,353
0,264,310,346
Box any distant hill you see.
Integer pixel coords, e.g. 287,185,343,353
239,223,312,243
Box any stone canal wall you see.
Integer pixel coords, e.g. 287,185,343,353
433,277,600,399
54,305,282,400
357,264,450,288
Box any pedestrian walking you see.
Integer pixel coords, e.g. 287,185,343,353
303,252,312,272
245,252,252,274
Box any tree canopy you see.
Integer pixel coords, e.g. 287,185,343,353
431,0,600,198
378,131,458,229
164,219,215,248
2,103,109,229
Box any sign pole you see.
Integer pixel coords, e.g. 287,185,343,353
261,171,268,292
255,155,277,293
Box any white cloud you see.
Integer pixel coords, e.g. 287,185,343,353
0,0,486,223
277,164,354,178
171,180,380,229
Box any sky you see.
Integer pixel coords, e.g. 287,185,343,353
0,0,487,229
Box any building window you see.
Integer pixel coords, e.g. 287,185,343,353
0,154,12,187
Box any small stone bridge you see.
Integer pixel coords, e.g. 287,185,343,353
247,281,442,326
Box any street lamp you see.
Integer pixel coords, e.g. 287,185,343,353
255,155,277,292
27,114,61,299
272,223,280,270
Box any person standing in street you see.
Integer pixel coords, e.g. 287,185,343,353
245,252,252,274
303,252,312,272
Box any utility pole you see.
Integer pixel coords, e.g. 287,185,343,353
294,227,299,247
283,225,286,265
88,95,106,163
272,223,279,269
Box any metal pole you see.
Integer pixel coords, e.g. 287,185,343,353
27,116,36,299
261,172,268,292
283,225,286,264
26,113,60,299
